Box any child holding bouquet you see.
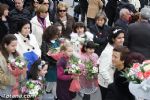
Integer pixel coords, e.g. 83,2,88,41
23,59,48,99
56,41,78,100
0,34,26,98
41,25,61,99
70,22,93,53
79,41,99,100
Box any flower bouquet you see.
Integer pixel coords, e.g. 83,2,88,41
79,60,99,94
8,56,27,96
123,60,150,100
21,80,44,99
83,60,98,80
48,46,60,54
9,56,26,70
64,55,84,92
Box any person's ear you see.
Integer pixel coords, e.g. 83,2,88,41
4,44,7,49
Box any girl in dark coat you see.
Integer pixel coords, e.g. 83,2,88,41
41,25,60,99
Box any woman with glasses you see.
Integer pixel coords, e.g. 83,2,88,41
31,4,51,46
54,2,75,39
97,27,125,100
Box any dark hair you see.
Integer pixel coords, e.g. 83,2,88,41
0,4,9,18
113,46,130,61
124,52,145,68
81,41,96,53
28,59,47,80
108,27,125,45
73,22,86,33
42,25,59,42
1,34,18,61
17,19,32,33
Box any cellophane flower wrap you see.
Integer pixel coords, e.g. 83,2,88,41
21,80,44,98
123,60,150,84
83,60,99,80
126,60,150,100
64,55,84,92
9,56,26,70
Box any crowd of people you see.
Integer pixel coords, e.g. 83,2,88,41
0,0,150,100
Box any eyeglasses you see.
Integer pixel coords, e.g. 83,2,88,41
59,10,67,12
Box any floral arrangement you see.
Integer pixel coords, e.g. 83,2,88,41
83,60,99,80
71,34,87,45
9,56,26,70
49,46,60,53
21,80,43,98
123,60,150,84
64,55,83,74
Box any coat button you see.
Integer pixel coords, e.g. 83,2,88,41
27,49,30,51
24,40,26,42
32,47,35,50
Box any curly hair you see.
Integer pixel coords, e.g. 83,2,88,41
124,52,145,68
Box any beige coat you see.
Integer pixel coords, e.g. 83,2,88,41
0,52,15,89
87,0,103,19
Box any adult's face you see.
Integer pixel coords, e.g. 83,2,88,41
58,7,67,17
113,33,124,47
21,23,30,37
14,0,24,11
43,0,49,8
122,10,132,22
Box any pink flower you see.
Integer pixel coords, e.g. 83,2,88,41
136,72,144,80
21,86,27,93
144,71,150,79
132,63,140,69
143,60,150,64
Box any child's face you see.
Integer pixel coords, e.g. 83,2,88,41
39,64,48,77
86,48,95,55
112,51,124,69
21,24,30,37
76,27,84,34
96,17,105,27
65,46,73,58
5,40,17,53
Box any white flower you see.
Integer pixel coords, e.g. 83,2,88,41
34,85,41,91
15,62,20,66
92,67,98,73
10,59,15,63
29,89,38,97
143,64,150,72
72,64,76,68
20,62,25,66
71,70,76,73
78,60,82,64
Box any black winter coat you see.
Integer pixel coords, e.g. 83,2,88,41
89,24,111,56
105,70,135,100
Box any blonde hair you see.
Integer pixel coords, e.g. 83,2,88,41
36,4,48,15
57,2,68,11
60,39,72,51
